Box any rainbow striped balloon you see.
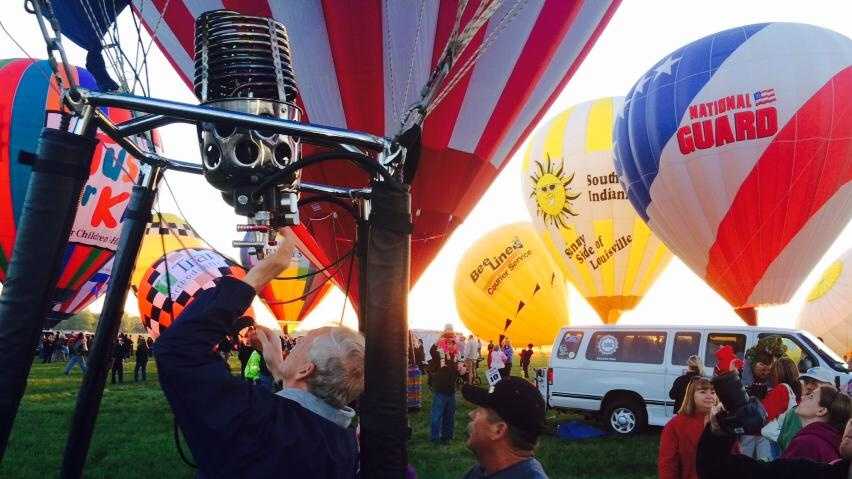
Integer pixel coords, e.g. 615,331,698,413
0,58,140,324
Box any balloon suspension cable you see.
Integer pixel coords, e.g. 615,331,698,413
26,0,78,93
339,241,356,326
274,249,354,281
398,0,507,134
266,254,352,306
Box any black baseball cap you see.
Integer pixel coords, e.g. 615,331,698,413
462,377,546,444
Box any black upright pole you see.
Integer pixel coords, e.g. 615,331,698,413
60,167,162,479
359,181,411,478
0,123,98,461
356,203,370,334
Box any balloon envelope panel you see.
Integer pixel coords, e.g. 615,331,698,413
131,212,207,291
797,249,852,359
614,23,852,315
239,232,331,332
0,58,141,323
127,0,621,309
454,223,568,346
137,248,250,338
523,97,672,324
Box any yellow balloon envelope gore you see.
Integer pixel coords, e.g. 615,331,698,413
131,212,207,291
454,222,569,346
798,252,851,358
522,97,672,324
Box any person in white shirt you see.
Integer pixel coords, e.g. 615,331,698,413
491,347,508,378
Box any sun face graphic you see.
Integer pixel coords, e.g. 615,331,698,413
529,154,581,228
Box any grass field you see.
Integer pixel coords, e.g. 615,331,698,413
1,353,660,478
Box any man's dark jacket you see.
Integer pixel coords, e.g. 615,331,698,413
429,345,458,395
155,276,359,478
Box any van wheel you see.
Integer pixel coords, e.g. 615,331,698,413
604,399,646,435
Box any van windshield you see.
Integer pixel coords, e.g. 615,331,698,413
799,332,849,373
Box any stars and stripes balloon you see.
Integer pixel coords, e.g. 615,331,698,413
614,23,852,325
454,222,568,346
0,58,141,324
122,0,620,309
523,97,672,324
136,248,251,339
797,249,852,359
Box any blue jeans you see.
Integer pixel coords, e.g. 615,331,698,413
430,391,455,441
64,355,87,374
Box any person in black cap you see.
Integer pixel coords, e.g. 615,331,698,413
461,377,549,478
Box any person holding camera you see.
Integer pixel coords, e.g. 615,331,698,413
659,376,717,479
430,327,462,444
739,339,783,460
154,230,365,478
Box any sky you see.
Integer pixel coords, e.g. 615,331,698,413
0,1,850,335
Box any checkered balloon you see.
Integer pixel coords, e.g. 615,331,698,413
137,248,251,339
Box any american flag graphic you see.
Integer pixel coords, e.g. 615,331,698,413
753,88,776,105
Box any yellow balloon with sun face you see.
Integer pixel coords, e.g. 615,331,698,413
523,97,673,325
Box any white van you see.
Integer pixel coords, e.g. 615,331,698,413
537,325,851,435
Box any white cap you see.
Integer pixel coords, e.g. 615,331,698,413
799,367,834,385
444,323,454,332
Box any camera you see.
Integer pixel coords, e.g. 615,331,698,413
711,372,768,435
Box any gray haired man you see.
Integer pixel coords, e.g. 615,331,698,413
155,229,364,478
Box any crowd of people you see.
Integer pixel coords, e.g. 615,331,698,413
36,330,155,384
404,324,547,477
660,338,852,479
148,230,551,478
33,229,852,479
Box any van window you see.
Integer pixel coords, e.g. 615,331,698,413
758,333,818,372
672,332,701,365
586,331,667,364
799,331,849,373
556,331,584,359
704,333,746,367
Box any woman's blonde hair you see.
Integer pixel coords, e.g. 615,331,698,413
678,376,714,416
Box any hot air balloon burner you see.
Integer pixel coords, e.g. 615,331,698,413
194,9,302,228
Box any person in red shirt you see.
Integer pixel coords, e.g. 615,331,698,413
761,357,802,423
659,376,717,479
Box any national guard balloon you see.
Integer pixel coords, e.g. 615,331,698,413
614,23,852,324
